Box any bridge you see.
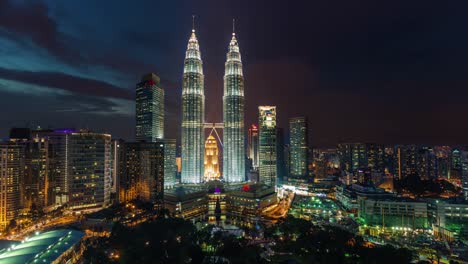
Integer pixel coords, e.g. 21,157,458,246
204,122,224,147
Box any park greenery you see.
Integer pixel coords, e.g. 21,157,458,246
83,215,414,264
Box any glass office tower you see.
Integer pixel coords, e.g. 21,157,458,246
223,31,245,183
136,73,164,141
181,28,205,184
258,106,277,187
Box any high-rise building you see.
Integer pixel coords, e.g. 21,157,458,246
395,145,439,181
67,132,112,210
337,143,368,173
395,145,418,180
367,144,385,173
417,146,438,180
9,128,54,210
204,135,220,181
451,148,462,171
384,147,396,175
276,128,287,185
248,124,259,170
449,148,463,180
118,142,164,205
461,150,468,200
162,139,177,189
223,29,245,183
32,129,111,210
111,139,124,203
136,73,164,142
259,106,277,187
135,73,176,189
0,143,23,230
181,26,205,184
289,117,308,179
23,137,52,209
434,146,451,179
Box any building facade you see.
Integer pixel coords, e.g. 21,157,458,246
395,145,418,180
226,184,276,227
289,117,308,179
0,143,22,230
429,198,468,241
162,139,177,189
248,124,259,171
136,73,164,142
181,28,205,184
461,150,468,200
118,142,164,205
111,139,124,202
276,128,287,185
337,143,368,173
223,30,245,183
23,137,52,209
258,106,277,187
358,197,429,229
67,132,112,210
204,135,221,181
32,129,111,210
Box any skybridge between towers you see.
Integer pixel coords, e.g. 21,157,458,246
204,122,224,148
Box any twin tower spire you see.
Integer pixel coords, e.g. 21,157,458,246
181,18,245,184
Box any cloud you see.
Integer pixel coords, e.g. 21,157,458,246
0,0,79,63
0,0,158,79
0,82,134,139
0,67,133,100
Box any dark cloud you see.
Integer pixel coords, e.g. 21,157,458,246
1,0,468,146
0,67,132,100
0,0,78,62
0,0,157,77
0,87,134,140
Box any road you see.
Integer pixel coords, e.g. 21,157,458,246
2,215,79,241
262,192,295,221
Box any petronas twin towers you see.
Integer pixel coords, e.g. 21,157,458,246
181,23,245,184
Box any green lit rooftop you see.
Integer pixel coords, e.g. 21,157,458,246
0,229,84,264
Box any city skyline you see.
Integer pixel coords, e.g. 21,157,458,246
1,1,468,147
0,2,467,262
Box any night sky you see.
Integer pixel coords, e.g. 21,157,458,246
1,0,467,147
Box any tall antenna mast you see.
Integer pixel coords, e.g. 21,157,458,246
192,15,195,32
232,18,235,35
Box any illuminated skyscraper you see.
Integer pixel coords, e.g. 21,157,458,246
204,135,220,181
417,146,437,180
0,143,23,230
289,117,308,179
67,131,112,210
395,145,419,180
136,73,164,141
9,128,53,209
337,143,368,173
460,150,468,200
111,139,123,201
32,129,111,210
259,106,277,186
276,127,287,184
248,124,259,170
23,137,51,209
118,142,164,205
451,148,462,171
223,26,245,183
162,139,177,189
181,25,205,184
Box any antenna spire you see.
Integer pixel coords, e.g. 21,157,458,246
192,15,195,32
232,18,235,36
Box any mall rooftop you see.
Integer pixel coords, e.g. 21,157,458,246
0,229,84,264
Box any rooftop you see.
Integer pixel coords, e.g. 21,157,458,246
0,229,84,264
